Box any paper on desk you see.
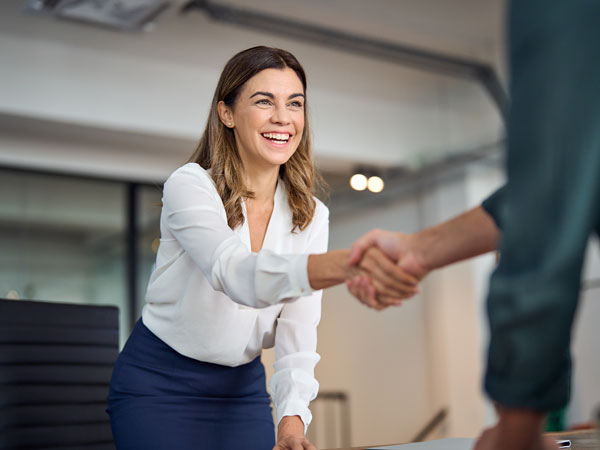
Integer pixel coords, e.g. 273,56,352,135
368,437,475,450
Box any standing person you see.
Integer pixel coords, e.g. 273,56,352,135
107,46,418,450
348,0,600,448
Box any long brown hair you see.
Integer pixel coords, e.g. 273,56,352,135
188,46,324,232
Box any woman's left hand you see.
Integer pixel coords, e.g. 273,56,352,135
274,416,316,450
273,435,316,450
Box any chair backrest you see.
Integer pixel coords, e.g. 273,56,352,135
0,299,119,450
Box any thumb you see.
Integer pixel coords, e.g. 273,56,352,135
348,243,364,266
398,252,427,280
349,230,379,265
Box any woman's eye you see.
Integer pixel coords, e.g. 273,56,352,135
290,101,303,108
256,99,272,105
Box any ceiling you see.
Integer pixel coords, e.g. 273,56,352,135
5,0,505,60
0,0,506,191
202,0,505,61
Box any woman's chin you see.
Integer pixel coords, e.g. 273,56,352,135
264,151,295,167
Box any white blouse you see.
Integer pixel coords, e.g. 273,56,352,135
142,162,328,431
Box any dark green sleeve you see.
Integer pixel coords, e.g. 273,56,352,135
484,0,600,412
481,185,506,231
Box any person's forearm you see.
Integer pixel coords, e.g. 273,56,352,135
414,206,500,271
307,250,356,290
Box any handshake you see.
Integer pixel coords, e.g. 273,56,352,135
344,229,429,310
309,206,498,309
328,206,500,310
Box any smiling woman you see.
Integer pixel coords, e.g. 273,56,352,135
218,67,306,202
191,46,316,233
106,46,419,450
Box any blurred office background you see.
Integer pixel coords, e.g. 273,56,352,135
1,0,599,448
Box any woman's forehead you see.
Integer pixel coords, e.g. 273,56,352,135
241,68,304,96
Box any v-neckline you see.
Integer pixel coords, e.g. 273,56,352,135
241,180,281,253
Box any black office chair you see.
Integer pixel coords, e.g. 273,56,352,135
0,299,119,450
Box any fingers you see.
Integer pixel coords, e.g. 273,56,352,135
347,274,416,310
346,276,383,310
348,229,380,265
273,436,316,450
378,294,406,306
304,440,317,450
360,247,419,297
273,443,304,450
346,276,391,310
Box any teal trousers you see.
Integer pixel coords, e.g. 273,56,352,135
482,0,600,411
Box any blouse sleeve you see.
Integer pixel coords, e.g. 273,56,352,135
161,165,313,308
268,201,329,433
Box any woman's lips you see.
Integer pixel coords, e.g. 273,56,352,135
261,132,291,147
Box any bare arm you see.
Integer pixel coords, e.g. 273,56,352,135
411,205,500,271
347,206,499,308
307,249,419,302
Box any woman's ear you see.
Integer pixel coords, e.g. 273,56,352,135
217,101,234,128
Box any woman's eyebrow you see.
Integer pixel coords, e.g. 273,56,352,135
250,91,274,99
249,91,305,100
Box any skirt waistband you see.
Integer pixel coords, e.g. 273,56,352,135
114,319,268,400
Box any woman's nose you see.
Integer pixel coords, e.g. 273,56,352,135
271,103,290,124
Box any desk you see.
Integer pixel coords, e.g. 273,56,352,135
326,430,598,450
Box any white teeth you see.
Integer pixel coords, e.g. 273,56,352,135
262,132,290,141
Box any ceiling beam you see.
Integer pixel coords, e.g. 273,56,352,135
182,0,509,123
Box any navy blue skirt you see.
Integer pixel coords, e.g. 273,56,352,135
107,319,275,450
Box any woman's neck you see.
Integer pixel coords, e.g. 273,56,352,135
244,164,279,206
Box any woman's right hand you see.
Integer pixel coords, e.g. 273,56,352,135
306,248,419,307
347,246,420,310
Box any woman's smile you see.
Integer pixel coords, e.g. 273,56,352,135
221,67,305,170
260,132,292,147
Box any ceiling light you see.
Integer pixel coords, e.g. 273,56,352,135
26,0,172,31
6,290,20,300
350,173,367,191
367,176,384,193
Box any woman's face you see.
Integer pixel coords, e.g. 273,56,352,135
222,67,305,171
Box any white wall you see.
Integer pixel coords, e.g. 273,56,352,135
0,0,504,180
417,164,505,437
302,161,600,446
269,164,505,447
17,1,600,447
319,196,430,446
569,238,600,426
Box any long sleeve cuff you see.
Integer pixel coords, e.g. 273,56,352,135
484,271,575,411
254,252,313,305
485,362,571,412
269,353,320,434
276,393,314,434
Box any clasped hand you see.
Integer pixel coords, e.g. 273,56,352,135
346,229,428,310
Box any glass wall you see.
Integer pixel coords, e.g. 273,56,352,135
136,184,163,319
0,167,160,346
